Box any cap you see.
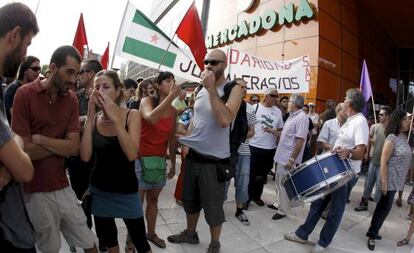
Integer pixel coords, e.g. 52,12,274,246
265,88,278,95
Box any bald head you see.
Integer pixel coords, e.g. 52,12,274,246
206,49,227,62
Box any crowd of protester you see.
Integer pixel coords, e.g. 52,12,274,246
2,3,414,253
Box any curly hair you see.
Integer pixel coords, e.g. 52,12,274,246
385,109,408,136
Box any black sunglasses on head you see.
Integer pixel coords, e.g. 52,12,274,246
203,59,224,66
29,66,41,72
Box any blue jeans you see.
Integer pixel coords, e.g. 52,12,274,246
295,183,349,248
362,163,381,202
225,154,250,204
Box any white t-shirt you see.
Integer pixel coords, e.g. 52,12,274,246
249,103,283,149
333,113,369,174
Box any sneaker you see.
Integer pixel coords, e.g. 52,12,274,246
284,232,308,244
207,241,221,253
354,204,368,212
235,212,250,226
311,244,326,253
367,238,375,251
272,213,286,220
167,229,199,244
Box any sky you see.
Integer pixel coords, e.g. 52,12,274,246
2,0,154,69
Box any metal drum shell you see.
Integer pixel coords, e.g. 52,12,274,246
282,153,354,207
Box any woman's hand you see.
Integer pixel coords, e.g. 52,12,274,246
381,181,387,195
87,90,98,119
98,93,121,123
169,79,181,98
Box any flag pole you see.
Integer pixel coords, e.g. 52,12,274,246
111,0,129,69
157,33,176,72
371,95,377,125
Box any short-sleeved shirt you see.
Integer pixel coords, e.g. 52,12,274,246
179,83,230,159
274,109,309,175
385,134,411,191
4,80,23,123
238,103,257,156
317,118,341,149
369,123,386,165
249,103,283,150
333,113,369,174
12,79,80,192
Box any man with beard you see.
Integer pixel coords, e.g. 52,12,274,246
12,46,98,253
168,49,243,253
5,55,40,123
0,3,38,252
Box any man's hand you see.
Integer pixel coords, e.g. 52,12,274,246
0,166,12,190
200,70,216,90
285,159,294,170
31,134,44,145
334,146,350,160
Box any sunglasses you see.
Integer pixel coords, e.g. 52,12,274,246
79,69,91,75
251,99,259,102
29,66,41,72
269,94,279,98
203,59,224,66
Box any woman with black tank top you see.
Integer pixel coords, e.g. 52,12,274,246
80,70,151,253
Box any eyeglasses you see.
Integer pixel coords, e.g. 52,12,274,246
269,94,279,98
203,59,224,66
251,99,259,103
29,66,41,72
79,69,91,75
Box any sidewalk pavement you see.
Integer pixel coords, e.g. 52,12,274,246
61,158,414,253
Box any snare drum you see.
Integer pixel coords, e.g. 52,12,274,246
282,152,354,207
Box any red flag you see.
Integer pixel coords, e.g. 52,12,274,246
176,2,206,71
73,13,88,58
101,42,109,69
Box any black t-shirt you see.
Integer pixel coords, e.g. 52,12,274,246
4,80,22,123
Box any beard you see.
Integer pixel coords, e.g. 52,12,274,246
3,43,23,78
52,72,74,95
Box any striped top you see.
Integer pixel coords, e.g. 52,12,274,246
238,103,257,156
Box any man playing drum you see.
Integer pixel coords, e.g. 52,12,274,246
284,89,369,253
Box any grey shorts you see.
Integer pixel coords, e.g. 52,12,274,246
182,152,226,227
23,187,96,252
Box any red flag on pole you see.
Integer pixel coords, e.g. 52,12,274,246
175,2,206,71
101,42,109,70
73,13,88,58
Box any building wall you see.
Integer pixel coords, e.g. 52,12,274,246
206,0,319,104
206,0,398,112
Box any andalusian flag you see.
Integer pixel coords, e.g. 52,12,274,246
114,1,201,81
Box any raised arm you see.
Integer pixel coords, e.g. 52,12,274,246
140,82,181,125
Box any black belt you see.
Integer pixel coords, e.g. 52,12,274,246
188,149,230,164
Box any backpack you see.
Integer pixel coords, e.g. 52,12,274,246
195,81,249,153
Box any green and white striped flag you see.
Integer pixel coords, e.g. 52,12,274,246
115,1,202,81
